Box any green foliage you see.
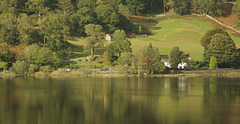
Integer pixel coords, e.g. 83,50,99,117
28,64,39,74
75,6,96,34
135,43,166,74
138,25,142,34
201,29,227,50
0,59,8,70
0,43,12,63
10,61,28,74
58,0,74,13
39,13,70,53
125,0,145,15
0,13,19,44
25,0,50,17
17,14,39,45
39,65,51,73
109,30,132,57
210,56,217,69
169,47,183,68
173,0,191,15
197,0,222,15
102,51,110,62
206,33,238,68
85,24,105,57
95,5,120,33
22,44,60,67
118,4,131,16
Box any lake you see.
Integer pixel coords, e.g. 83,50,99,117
1,77,240,124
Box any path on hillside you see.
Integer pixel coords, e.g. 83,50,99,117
205,14,240,34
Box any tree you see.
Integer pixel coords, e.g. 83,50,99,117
21,44,60,67
125,0,145,15
210,56,217,69
173,0,191,15
0,12,19,44
197,0,222,15
39,13,70,54
110,30,132,57
84,24,105,58
134,43,166,74
168,46,188,68
75,7,97,34
25,0,49,18
17,14,39,45
201,28,228,61
95,5,120,33
58,0,74,14
169,47,182,68
206,33,238,68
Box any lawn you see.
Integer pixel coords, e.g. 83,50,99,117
68,16,240,61
130,16,240,61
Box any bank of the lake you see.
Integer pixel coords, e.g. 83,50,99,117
38,69,240,78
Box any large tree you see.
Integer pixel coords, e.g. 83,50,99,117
173,0,191,15
197,0,222,15
206,33,238,68
39,13,70,54
169,46,189,68
84,24,105,58
0,12,19,44
109,30,132,57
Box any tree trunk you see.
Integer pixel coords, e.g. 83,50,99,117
91,47,94,58
119,52,121,57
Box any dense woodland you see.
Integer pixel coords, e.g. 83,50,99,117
0,0,240,75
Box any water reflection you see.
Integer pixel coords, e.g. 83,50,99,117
0,77,240,124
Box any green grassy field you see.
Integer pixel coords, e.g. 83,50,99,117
68,16,240,61
130,17,240,61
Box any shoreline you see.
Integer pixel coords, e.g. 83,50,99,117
1,70,240,78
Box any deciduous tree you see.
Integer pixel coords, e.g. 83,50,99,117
85,24,105,58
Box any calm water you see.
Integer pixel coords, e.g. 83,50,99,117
1,77,240,124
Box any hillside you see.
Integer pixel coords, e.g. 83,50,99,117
68,15,240,61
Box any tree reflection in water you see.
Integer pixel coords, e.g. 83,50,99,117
0,77,240,124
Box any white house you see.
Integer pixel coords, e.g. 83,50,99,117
178,62,188,69
105,34,112,41
161,59,188,69
162,59,171,68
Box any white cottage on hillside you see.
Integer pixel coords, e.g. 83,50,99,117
105,34,112,41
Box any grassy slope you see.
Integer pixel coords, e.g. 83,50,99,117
68,16,240,61
130,16,240,61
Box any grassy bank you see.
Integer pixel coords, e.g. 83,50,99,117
31,71,240,78
68,15,240,61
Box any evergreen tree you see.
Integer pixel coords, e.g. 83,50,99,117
210,56,217,69
169,46,182,68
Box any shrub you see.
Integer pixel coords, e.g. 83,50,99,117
39,65,51,73
11,61,28,74
29,64,39,74
210,56,217,69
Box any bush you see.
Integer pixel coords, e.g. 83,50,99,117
10,61,29,74
39,65,51,73
200,67,209,70
29,64,39,74
210,56,217,69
